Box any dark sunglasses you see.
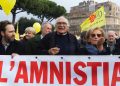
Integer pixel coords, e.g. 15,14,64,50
91,34,102,38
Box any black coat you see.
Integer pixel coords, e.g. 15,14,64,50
104,38,120,55
0,40,25,55
23,34,42,55
36,32,80,55
112,38,120,55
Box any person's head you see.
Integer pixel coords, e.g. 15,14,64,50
107,31,116,43
19,34,25,41
80,31,87,41
55,16,69,34
86,27,105,45
0,20,15,42
41,22,52,36
25,27,36,40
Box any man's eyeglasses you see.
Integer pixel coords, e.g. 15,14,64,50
91,34,102,38
57,22,67,25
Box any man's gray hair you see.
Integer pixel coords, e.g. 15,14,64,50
55,16,70,27
41,22,52,30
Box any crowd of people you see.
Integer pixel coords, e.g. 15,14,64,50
0,16,120,55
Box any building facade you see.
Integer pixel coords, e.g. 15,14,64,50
67,0,120,36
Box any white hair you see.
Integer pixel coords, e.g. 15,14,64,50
55,16,70,27
41,22,52,30
108,31,115,34
107,31,116,37
25,27,36,35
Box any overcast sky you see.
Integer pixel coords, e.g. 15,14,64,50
50,0,120,12
0,0,120,22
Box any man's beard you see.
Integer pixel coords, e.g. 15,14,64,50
5,36,15,43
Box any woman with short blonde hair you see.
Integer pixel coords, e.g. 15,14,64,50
25,27,36,40
81,27,110,55
86,27,105,43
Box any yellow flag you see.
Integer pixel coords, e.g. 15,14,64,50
80,6,106,32
15,23,20,40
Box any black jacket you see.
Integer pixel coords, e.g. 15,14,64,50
36,32,80,55
0,40,25,55
23,34,42,55
104,38,120,55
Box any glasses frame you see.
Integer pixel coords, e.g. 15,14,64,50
90,33,102,38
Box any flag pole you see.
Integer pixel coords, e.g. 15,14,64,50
15,22,20,40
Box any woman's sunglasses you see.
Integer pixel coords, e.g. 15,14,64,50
91,34,102,38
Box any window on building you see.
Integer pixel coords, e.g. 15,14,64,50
109,6,112,11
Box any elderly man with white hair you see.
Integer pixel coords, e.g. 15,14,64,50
37,16,80,55
24,22,52,55
104,30,119,54
107,31,116,43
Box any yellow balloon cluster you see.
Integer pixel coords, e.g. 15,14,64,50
33,22,41,33
0,0,16,15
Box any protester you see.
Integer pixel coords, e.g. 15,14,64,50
20,27,36,54
104,31,118,54
24,27,36,40
0,20,24,55
113,39,120,55
41,22,53,38
19,34,25,41
78,31,87,48
37,16,80,55
25,22,52,54
80,27,110,55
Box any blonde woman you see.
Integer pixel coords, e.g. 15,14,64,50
81,27,110,55
24,27,36,40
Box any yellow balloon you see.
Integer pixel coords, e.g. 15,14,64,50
33,22,41,33
0,0,16,15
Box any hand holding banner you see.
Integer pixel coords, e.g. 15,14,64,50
0,55,120,86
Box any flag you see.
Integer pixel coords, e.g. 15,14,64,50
15,22,20,40
80,6,106,32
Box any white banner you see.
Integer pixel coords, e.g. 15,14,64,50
0,55,120,86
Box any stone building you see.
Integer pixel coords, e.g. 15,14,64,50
67,0,120,36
